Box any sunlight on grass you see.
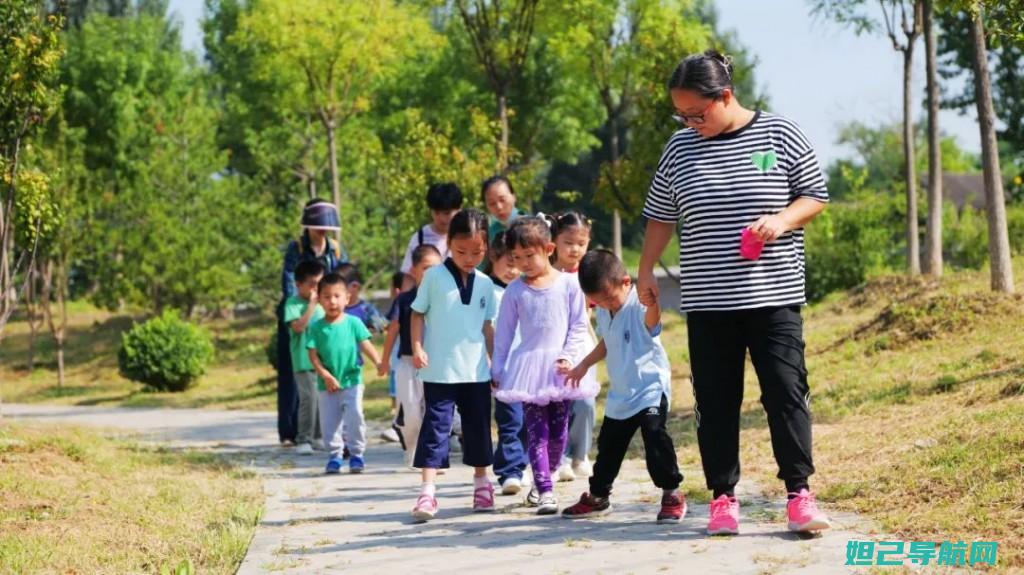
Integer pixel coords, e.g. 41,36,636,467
0,423,262,574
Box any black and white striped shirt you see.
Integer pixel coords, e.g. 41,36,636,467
642,111,829,312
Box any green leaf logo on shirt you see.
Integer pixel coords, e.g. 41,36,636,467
750,150,778,172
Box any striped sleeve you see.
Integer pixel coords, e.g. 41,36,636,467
642,139,683,223
780,121,829,203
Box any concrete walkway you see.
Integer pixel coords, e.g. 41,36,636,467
2,403,876,574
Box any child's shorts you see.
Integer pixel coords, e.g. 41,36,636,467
413,381,493,469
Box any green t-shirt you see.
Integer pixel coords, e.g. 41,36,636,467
283,295,325,373
305,315,372,391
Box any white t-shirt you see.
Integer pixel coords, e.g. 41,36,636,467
400,225,449,273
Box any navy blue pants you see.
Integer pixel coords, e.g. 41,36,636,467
275,305,299,443
414,382,493,469
493,399,528,482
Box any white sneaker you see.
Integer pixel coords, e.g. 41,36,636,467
295,442,314,455
525,485,540,507
556,462,576,482
572,458,593,478
380,428,400,443
537,491,558,515
500,477,522,495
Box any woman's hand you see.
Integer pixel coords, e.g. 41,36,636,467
749,214,790,243
637,268,659,307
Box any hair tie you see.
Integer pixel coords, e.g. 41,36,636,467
536,212,552,228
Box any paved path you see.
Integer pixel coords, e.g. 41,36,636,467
2,403,877,574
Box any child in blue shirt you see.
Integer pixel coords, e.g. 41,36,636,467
409,209,498,521
561,249,684,524
336,264,388,334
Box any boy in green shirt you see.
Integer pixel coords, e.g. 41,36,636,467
283,260,326,455
307,272,384,474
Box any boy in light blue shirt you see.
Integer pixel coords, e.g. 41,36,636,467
561,249,685,524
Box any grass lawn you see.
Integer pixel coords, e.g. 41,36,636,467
0,423,262,574
0,303,395,422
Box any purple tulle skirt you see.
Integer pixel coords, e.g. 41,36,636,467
494,347,599,406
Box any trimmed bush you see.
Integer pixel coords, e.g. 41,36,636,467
118,310,214,392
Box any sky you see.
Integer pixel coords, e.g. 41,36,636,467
166,0,982,168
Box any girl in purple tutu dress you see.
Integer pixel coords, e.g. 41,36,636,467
491,216,599,515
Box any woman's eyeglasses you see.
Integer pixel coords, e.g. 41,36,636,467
671,98,718,126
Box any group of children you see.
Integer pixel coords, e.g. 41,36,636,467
284,175,827,534
284,175,685,525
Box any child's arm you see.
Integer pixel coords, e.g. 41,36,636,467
379,321,399,376
644,299,662,333
411,311,429,369
490,291,518,386
359,339,384,373
564,339,607,388
289,292,320,334
483,320,494,358
308,349,339,392
558,283,591,368
368,304,388,334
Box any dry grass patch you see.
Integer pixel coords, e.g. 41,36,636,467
0,423,262,574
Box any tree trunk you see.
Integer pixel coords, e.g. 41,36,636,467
0,135,23,342
969,8,1015,293
325,112,342,245
497,92,509,171
41,258,66,389
608,112,623,259
902,45,921,275
922,0,943,277
26,263,37,372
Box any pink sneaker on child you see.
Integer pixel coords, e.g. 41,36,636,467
786,489,831,532
473,483,496,512
706,494,740,535
412,493,438,522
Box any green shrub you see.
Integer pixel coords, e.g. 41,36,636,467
1007,203,1024,256
118,310,214,392
805,191,903,301
944,205,989,269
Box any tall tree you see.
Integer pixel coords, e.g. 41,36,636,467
556,0,708,258
923,0,943,276
884,0,924,274
936,6,1024,155
968,5,1015,292
454,0,540,171
812,0,924,274
237,0,435,244
0,1,63,340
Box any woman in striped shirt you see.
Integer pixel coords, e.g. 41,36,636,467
636,50,831,536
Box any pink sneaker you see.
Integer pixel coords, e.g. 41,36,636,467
473,483,496,512
412,493,438,522
706,494,740,535
787,489,831,532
